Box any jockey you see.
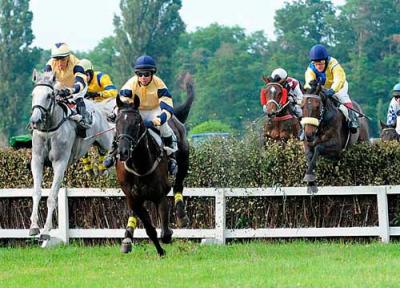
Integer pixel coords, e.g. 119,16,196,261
79,59,118,102
269,68,303,118
44,43,80,88
386,83,400,134
304,44,359,133
103,55,178,175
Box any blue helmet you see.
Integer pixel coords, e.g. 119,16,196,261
133,55,157,73
392,83,400,97
309,44,329,61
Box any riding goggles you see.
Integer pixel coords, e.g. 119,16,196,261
135,71,152,77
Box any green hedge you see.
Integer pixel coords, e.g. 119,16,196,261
2,134,400,232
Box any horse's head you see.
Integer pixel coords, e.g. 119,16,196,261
115,94,146,161
30,69,57,129
263,82,289,118
301,93,324,143
380,120,399,141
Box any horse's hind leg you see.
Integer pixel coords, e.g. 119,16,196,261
134,203,165,256
158,197,173,244
29,153,45,236
174,150,190,228
41,160,68,240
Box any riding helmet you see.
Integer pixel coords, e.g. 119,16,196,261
271,68,288,82
309,44,329,61
51,43,71,59
392,83,400,97
133,55,157,73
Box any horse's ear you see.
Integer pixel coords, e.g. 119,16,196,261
116,94,123,108
133,94,140,109
380,120,388,129
262,75,271,84
32,69,38,83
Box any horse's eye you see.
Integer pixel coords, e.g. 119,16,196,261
47,93,52,99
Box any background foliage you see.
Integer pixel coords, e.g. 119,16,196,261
0,0,399,143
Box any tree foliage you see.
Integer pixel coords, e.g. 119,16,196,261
0,0,40,141
113,0,185,85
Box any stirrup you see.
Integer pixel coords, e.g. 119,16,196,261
168,158,178,176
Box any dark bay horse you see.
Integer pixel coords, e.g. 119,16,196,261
301,85,369,193
380,120,399,141
261,79,300,141
115,81,193,256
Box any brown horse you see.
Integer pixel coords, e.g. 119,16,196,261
380,120,399,141
301,85,369,193
115,82,193,256
261,79,300,141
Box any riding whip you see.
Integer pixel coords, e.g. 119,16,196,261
83,127,115,141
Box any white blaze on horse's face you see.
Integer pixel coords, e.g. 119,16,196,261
270,86,276,96
30,84,53,125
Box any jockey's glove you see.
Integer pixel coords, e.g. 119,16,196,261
57,88,74,98
152,117,162,126
144,120,154,128
325,89,335,97
85,91,99,99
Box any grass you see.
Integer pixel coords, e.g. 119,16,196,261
0,240,400,288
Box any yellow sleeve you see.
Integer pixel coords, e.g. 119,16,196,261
155,77,173,120
330,63,346,93
304,67,316,90
98,73,117,99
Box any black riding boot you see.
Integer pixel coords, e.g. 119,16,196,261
76,98,91,128
103,136,118,168
348,109,360,134
162,135,178,175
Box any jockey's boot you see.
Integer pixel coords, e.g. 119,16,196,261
162,135,178,176
76,98,92,129
348,109,360,134
103,137,118,169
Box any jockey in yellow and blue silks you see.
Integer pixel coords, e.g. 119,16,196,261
386,83,400,134
304,44,359,133
44,43,80,88
103,55,178,175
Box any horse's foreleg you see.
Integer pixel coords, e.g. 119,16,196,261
29,155,44,236
158,197,173,244
134,203,165,257
304,146,320,194
121,196,137,254
173,152,190,228
41,160,68,240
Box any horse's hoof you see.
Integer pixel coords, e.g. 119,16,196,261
157,248,166,257
307,185,318,194
176,215,190,228
303,174,316,182
39,234,50,241
29,228,40,236
161,229,173,244
120,238,132,254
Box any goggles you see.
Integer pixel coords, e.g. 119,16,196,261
135,71,152,77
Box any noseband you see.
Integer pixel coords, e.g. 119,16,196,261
300,94,324,128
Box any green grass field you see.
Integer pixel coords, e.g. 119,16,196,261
1,241,400,288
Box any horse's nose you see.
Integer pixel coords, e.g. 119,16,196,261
118,146,129,161
305,133,315,143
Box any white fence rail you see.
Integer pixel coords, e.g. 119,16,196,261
1,186,400,244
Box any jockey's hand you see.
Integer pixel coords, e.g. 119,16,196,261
152,117,161,126
85,92,99,99
324,89,335,98
144,120,154,128
57,88,73,98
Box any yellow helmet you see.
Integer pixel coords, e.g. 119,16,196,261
78,59,93,72
51,43,71,58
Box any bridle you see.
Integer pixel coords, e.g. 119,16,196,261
31,82,67,132
300,94,324,130
116,109,163,177
265,82,291,116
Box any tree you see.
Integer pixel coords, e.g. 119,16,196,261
0,0,40,141
113,0,185,85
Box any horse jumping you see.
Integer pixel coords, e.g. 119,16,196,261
301,84,369,193
261,80,301,141
29,70,113,240
116,78,194,256
380,120,399,141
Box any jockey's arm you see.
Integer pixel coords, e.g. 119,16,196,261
157,88,174,125
304,67,316,90
98,73,117,100
387,98,400,126
330,63,346,93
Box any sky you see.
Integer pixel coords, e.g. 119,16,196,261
30,0,345,52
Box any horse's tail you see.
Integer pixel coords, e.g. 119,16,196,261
174,73,194,124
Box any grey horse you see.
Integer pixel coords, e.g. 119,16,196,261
29,70,113,240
